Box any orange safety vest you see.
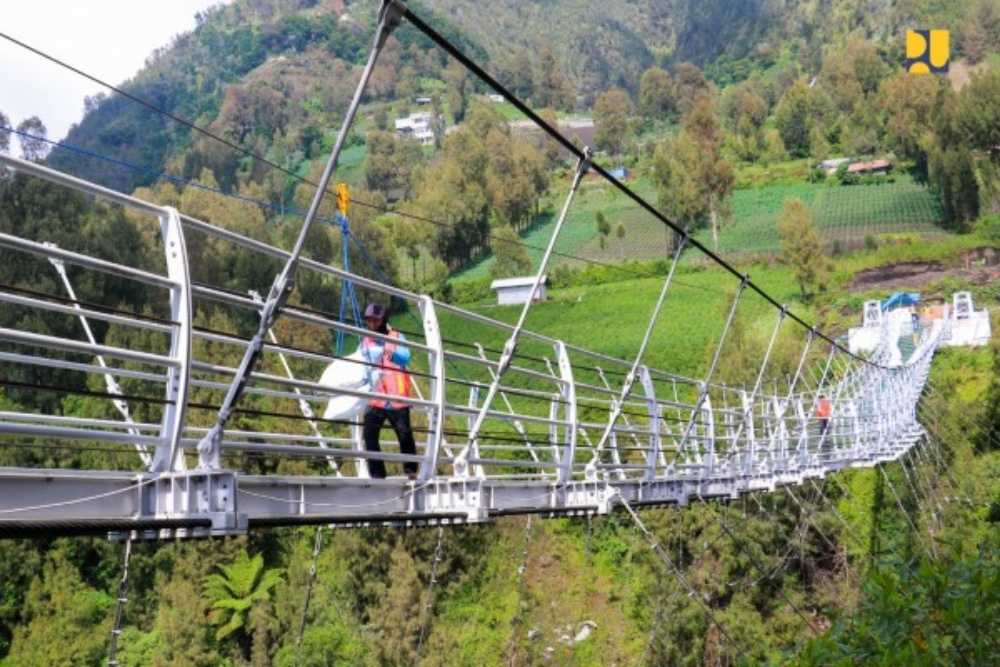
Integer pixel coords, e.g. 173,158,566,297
361,329,412,409
816,398,831,419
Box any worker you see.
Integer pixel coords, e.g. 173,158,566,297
816,393,832,438
359,303,417,480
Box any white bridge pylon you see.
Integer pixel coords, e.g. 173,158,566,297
0,155,945,538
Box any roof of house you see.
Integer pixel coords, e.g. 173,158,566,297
489,276,548,290
847,159,892,173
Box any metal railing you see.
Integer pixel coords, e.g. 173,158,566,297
0,154,941,536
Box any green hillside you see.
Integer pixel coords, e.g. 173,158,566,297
2,0,1000,664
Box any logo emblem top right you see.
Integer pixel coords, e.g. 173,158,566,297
906,29,949,73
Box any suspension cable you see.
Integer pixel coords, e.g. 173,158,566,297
417,526,445,653
106,536,134,667
293,527,325,667
616,494,751,662
505,515,533,667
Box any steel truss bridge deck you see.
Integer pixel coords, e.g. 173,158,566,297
0,154,954,538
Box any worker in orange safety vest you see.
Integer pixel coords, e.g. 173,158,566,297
816,394,832,437
359,303,417,480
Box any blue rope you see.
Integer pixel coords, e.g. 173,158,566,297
336,213,362,356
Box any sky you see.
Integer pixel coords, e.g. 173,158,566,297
0,1,229,143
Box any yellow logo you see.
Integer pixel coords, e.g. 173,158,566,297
906,30,949,73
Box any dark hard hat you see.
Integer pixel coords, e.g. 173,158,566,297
364,303,387,320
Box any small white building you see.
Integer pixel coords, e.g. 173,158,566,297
947,291,991,347
490,276,548,306
394,112,435,145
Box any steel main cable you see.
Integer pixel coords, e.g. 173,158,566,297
400,6,887,370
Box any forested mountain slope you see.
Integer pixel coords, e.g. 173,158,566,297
47,0,995,194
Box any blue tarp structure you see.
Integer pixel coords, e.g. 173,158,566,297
881,292,920,311
609,167,628,179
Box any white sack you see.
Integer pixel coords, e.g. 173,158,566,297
318,351,370,420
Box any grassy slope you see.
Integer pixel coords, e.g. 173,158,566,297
443,262,807,380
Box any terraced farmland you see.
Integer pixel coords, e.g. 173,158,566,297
701,176,947,254
452,174,950,282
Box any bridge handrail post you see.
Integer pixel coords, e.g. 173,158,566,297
638,365,659,482
736,306,787,474
418,295,445,481
152,206,193,473
554,342,577,484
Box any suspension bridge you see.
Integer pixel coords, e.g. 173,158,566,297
0,0,991,543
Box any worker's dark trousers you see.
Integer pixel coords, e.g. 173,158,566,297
363,406,418,479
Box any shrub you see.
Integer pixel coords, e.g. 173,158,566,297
976,214,1000,242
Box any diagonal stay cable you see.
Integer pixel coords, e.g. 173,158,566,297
693,491,820,639
194,0,407,470
462,152,590,468
587,231,690,470
616,493,752,662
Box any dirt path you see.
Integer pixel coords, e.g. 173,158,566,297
851,248,1000,295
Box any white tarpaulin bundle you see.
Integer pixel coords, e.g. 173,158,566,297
319,351,371,420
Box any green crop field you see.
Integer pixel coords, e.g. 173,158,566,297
699,175,948,254
453,174,951,281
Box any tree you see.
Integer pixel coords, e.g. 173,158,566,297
539,107,562,166
6,547,112,666
489,225,531,279
775,82,828,158
881,71,941,163
955,69,1000,155
978,318,1000,453
16,116,49,161
851,40,887,97
957,0,1000,64
819,45,864,115
593,88,632,157
777,198,824,296
722,81,768,161
0,109,10,154
364,130,424,197
639,67,675,121
596,210,611,250
651,133,703,239
202,549,284,657
683,98,735,252
533,45,574,110
673,62,712,117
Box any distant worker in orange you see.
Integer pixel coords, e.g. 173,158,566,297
816,393,832,437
